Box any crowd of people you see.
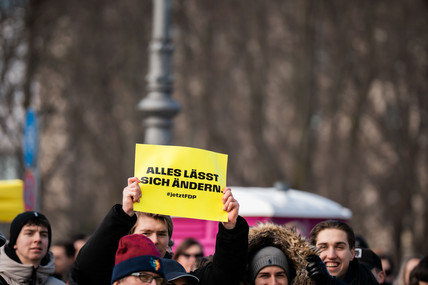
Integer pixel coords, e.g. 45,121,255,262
0,176,427,285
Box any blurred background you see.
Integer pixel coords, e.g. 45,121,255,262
1,0,427,270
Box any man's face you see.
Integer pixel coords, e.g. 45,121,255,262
370,268,385,284
176,244,203,273
133,216,169,257
315,229,355,280
14,224,49,267
254,266,288,285
74,239,86,257
381,258,393,283
51,245,74,274
114,271,164,285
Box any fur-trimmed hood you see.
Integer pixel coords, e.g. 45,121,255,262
247,222,318,285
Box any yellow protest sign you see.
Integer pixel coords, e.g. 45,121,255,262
0,179,24,222
134,144,228,222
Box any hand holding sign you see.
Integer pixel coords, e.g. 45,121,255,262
222,187,239,230
134,144,229,222
122,177,142,217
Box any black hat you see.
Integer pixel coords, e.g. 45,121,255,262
355,235,369,248
7,211,52,250
0,232,6,247
162,259,199,283
356,248,382,271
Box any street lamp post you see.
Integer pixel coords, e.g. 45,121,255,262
138,0,180,145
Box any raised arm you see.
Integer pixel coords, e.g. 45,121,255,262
70,178,139,285
191,187,249,285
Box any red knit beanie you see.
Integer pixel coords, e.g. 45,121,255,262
111,234,164,284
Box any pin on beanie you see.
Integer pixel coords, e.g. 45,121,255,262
7,211,52,250
249,246,293,283
111,234,165,284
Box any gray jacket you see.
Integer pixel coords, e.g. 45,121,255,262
0,246,64,285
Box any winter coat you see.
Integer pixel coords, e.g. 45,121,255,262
245,222,318,285
70,204,136,285
342,258,379,285
191,215,248,285
0,246,65,285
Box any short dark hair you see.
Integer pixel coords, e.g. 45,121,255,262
52,241,76,258
410,256,428,283
309,220,355,249
25,216,51,231
173,237,204,260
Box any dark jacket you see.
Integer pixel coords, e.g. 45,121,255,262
70,204,248,285
70,204,136,285
342,258,379,285
191,215,248,285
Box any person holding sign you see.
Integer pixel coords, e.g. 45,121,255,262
70,177,248,285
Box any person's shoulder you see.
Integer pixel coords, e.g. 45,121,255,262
0,274,10,285
45,276,66,285
355,260,379,284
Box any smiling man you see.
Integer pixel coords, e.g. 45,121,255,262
308,220,378,285
0,211,65,285
315,227,354,279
